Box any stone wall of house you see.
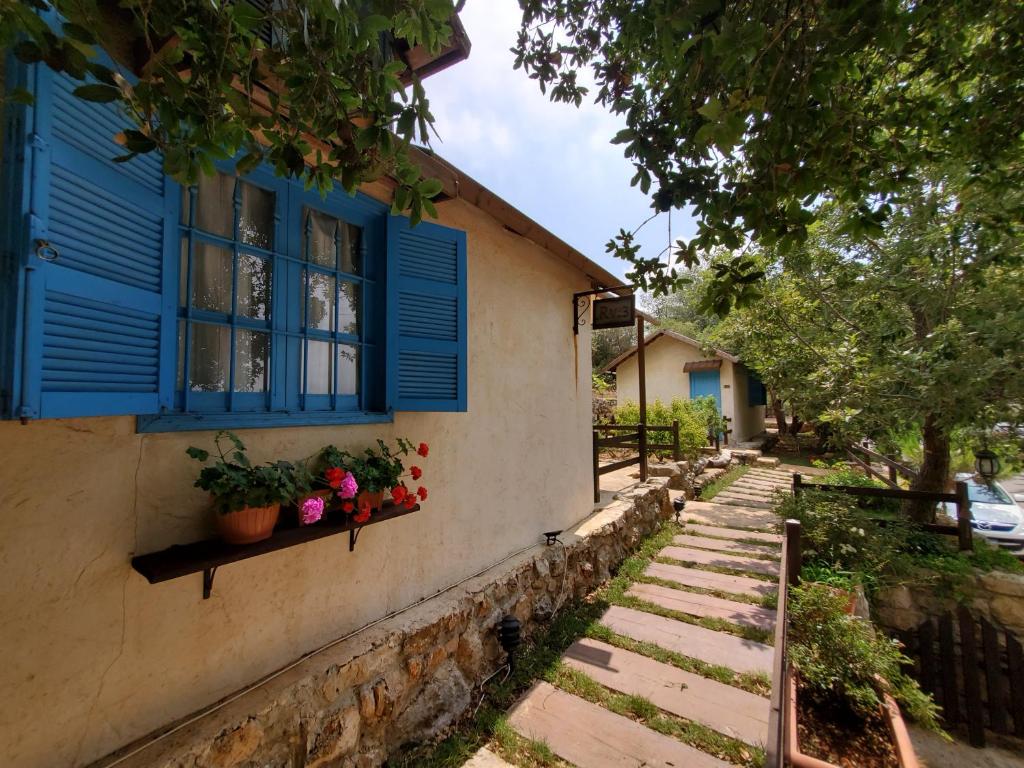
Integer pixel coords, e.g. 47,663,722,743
874,569,1024,639
95,481,671,768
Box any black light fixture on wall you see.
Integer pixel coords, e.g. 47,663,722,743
498,615,521,672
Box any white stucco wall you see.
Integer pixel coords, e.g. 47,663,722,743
612,336,764,441
0,197,596,768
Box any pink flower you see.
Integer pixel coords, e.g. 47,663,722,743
300,496,325,525
339,471,358,499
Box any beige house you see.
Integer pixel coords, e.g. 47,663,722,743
604,329,767,443
0,31,633,768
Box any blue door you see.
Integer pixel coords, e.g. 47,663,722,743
689,369,722,413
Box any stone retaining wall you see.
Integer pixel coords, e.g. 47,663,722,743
95,482,671,768
874,569,1024,639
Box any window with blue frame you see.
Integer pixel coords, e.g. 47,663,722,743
1,61,467,429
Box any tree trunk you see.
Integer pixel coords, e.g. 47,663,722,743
906,413,951,524
788,406,803,436
771,395,786,433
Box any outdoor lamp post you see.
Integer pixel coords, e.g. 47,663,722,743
975,448,1001,480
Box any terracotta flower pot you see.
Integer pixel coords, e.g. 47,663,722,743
784,665,920,768
215,503,281,545
356,489,385,512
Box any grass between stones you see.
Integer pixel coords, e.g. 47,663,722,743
387,519,772,768
613,592,773,645
698,465,751,500
551,664,765,768
635,572,767,606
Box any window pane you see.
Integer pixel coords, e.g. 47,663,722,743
338,344,359,396
304,271,335,331
240,182,274,249
192,173,235,238
190,242,232,314
342,223,362,275
235,329,269,393
305,339,332,395
237,254,271,320
189,323,229,392
303,208,337,268
339,281,359,335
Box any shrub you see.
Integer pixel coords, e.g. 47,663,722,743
612,397,709,459
789,581,941,730
774,490,908,591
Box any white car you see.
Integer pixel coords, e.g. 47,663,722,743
949,473,1024,556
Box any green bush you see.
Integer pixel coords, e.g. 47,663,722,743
612,397,711,459
789,582,941,730
774,490,908,591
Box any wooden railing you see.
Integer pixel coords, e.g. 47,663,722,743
592,422,683,502
792,473,973,551
847,443,919,488
765,519,802,768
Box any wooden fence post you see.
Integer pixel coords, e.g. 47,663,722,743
792,473,803,497
672,420,681,462
785,519,802,587
593,430,600,503
955,480,973,551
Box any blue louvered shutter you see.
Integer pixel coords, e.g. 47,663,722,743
385,215,467,412
13,64,175,419
747,371,768,407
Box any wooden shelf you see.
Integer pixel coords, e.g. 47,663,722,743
131,501,419,598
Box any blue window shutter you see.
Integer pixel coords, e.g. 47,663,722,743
386,215,467,412
14,64,175,420
747,371,768,407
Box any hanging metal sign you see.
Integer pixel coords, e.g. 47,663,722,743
591,294,636,330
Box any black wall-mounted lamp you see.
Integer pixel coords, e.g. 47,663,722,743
498,615,521,672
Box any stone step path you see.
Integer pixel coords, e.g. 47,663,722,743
496,465,793,768
684,523,782,545
508,681,732,768
660,545,780,577
671,533,779,558
563,638,770,746
645,561,777,599
627,582,776,631
601,605,774,675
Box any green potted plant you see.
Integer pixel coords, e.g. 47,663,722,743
321,438,428,523
187,431,302,544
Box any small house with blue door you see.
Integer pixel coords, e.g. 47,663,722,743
603,328,767,443
0,31,630,768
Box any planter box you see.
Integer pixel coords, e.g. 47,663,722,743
784,666,919,768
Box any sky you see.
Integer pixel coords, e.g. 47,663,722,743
422,0,697,282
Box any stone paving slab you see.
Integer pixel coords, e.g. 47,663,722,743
463,747,516,768
602,605,774,675
711,489,777,505
712,494,776,510
508,681,732,768
563,638,770,747
628,582,776,631
672,534,779,558
661,545,780,577
683,523,783,545
731,478,789,492
646,561,777,599
684,501,779,531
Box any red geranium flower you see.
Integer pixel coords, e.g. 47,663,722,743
417,486,428,501
353,508,371,524
404,495,417,509
342,500,354,513
391,485,407,503
325,467,345,489
417,442,429,457
410,466,423,480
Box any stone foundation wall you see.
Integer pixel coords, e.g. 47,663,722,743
874,569,1024,639
95,482,671,768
